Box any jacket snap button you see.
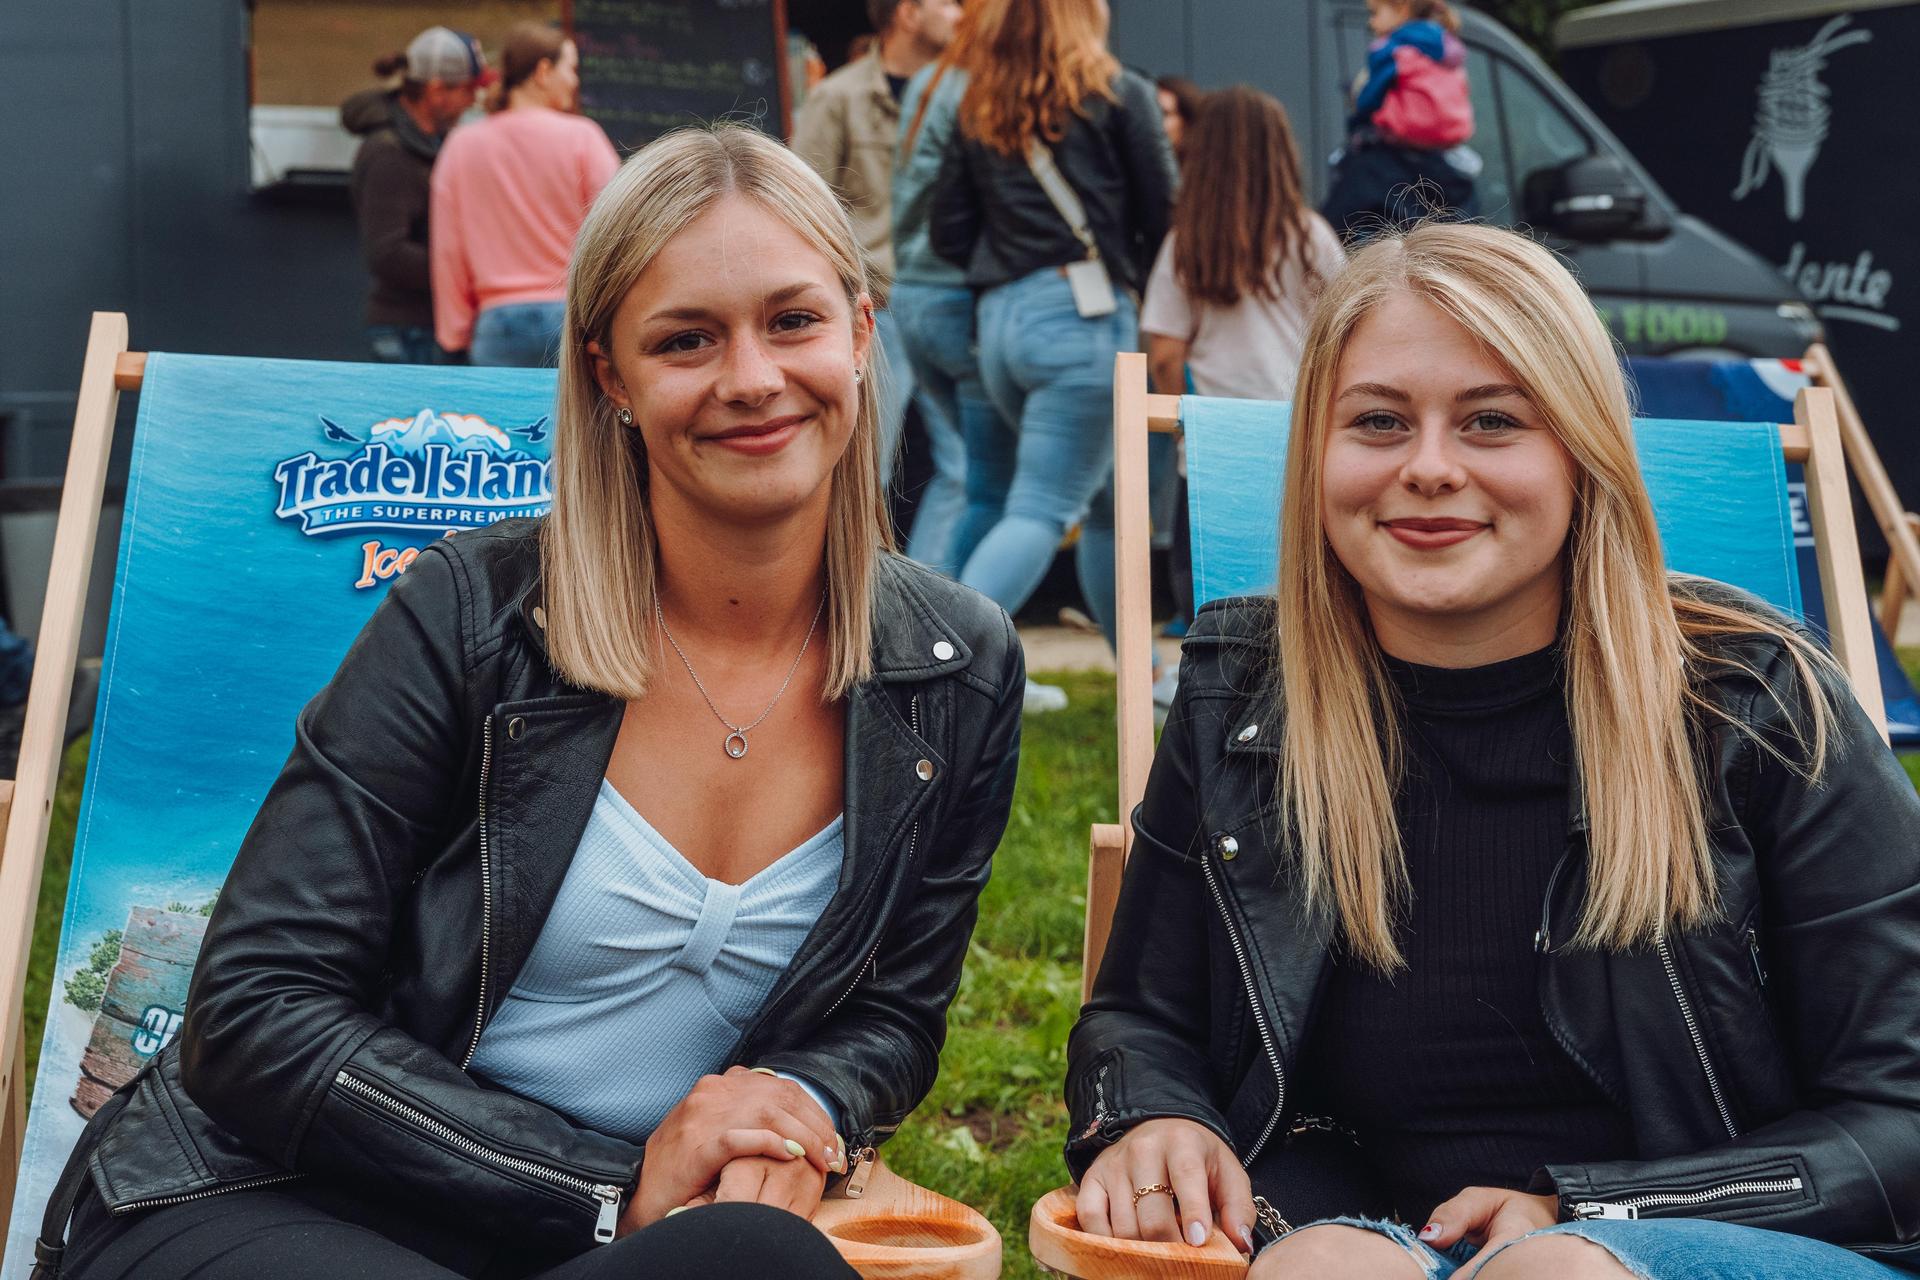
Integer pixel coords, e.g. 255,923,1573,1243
1214,833,1239,860
507,716,526,741
1236,723,1259,743
531,605,547,630
915,759,935,781
933,640,955,661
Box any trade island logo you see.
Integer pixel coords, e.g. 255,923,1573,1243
272,407,552,588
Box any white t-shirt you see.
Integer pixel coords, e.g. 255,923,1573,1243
1139,216,1348,400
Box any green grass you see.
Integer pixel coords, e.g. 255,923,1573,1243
28,675,1117,1277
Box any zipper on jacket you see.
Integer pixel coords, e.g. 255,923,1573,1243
1534,847,1573,953
1570,1175,1802,1220
336,1070,623,1242
1747,927,1768,988
1074,1059,1121,1142
1656,934,1739,1140
841,1145,880,1198
820,692,921,1023
112,1172,305,1216
461,714,497,1069
1199,832,1285,1165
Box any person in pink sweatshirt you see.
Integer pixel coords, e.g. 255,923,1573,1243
431,23,620,366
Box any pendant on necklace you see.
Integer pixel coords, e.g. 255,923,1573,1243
724,731,749,759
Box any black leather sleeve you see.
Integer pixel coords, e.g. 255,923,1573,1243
1112,72,1177,289
928,136,983,273
1063,657,1237,1181
1540,647,1920,1253
177,545,644,1256
756,611,1025,1146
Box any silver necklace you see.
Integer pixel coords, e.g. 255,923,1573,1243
655,591,827,759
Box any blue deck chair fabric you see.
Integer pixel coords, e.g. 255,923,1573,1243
1181,397,1803,618
4,354,558,1271
1625,357,1920,746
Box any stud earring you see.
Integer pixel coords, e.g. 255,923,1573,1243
852,369,864,384
615,407,634,426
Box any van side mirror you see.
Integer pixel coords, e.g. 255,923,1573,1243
1524,154,1654,241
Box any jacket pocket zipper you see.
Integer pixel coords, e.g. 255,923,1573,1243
461,714,497,1069
335,1070,624,1242
112,1171,305,1216
1199,832,1286,1166
1656,934,1739,1140
1571,1175,1803,1220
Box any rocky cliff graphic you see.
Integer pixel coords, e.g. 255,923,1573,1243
1732,16,1872,222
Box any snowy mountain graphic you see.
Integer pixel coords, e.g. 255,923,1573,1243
368,409,515,456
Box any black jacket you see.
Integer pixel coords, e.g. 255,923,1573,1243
928,69,1176,295
52,520,1023,1261
1066,592,1920,1266
343,88,440,330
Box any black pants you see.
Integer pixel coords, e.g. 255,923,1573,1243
1322,141,1479,240
62,1181,859,1280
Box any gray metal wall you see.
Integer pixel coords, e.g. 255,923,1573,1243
1,0,367,481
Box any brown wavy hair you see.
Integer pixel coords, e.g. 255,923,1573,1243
490,22,568,112
954,0,1120,156
1172,86,1321,308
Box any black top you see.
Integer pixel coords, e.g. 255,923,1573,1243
1293,642,1636,1221
927,69,1177,293
885,72,910,102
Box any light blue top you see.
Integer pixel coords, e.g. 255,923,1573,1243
469,781,845,1143
891,64,970,287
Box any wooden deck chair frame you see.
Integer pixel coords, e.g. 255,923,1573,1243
1031,352,1885,1280
0,314,1000,1279
1801,344,1920,642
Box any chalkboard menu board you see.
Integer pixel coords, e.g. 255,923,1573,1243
575,0,789,151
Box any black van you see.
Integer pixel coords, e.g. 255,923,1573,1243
1109,0,1822,358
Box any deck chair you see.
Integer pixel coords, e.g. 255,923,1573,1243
1027,352,1885,1279
0,314,999,1279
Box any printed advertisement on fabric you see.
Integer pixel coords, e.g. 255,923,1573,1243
3,355,556,1275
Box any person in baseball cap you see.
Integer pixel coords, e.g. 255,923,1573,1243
339,28,495,363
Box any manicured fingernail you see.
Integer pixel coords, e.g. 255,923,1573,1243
785,1139,807,1157
1238,1226,1255,1253
666,1206,688,1217
749,1066,778,1076
1418,1223,1441,1240
1187,1221,1208,1247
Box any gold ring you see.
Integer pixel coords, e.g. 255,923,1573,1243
1132,1182,1174,1207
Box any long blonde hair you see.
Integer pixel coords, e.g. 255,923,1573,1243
1278,223,1835,971
954,0,1119,156
541,126,890,701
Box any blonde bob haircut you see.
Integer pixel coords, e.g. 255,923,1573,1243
540,126,891,702
1278,223,1836,972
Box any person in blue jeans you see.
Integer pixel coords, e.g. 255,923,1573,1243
890,60,983,577
929,0,1175,708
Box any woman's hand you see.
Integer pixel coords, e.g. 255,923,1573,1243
710,1152,830,1217
1421,1187,1559,1278
622,1068,840,1234
1075,1118,1257,1252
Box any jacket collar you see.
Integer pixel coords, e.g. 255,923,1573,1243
513,551,972,682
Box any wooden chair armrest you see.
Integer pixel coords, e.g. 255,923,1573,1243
1084,823,1127,1004
811,1156,1002,1278
1029,1186,1247,1278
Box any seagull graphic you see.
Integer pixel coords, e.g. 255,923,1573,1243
318,415,365,445
508,415,551,445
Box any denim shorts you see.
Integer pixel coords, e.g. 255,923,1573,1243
1293,1215,1915,1279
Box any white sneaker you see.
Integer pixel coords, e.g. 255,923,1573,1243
1024,679,1070,713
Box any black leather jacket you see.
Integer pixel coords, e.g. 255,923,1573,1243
1066,592,1920,1267
928,69,1176,295
55,520,1023,1260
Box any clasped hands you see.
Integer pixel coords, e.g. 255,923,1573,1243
619,1066,846,1236
1077,1118,1558,1276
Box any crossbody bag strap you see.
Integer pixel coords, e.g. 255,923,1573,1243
1024,139,1102,261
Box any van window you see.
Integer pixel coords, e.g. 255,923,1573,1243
1494,60,1591,205
1465,47,1512,222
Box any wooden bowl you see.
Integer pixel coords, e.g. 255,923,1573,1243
812,1160,1002,1279
1028,1186,1248,1278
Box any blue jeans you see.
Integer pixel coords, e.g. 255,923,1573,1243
1309,1215,1915,1279
871,307,916,484
957,268,1135,647
366,325,445,365
470,301,567,367
890,281,986,577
